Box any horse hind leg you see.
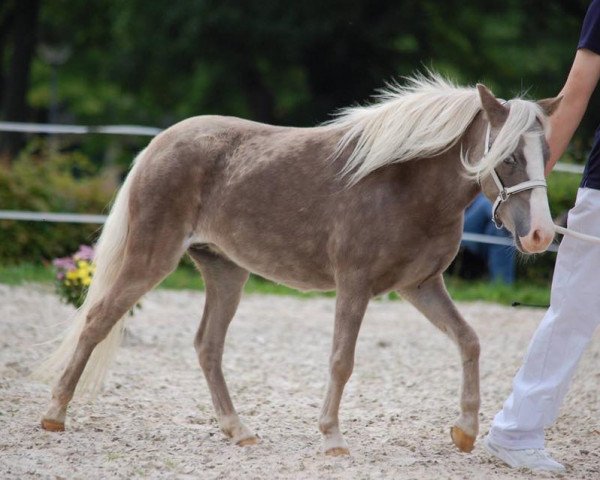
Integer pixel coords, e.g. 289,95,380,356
188,246,256,446
399,275,480,453
41,223,189,431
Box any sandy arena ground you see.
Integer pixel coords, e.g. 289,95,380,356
0,283,598,479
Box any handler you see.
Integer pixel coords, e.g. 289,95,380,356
484,0,600,472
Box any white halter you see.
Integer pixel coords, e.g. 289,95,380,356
482,123,547,229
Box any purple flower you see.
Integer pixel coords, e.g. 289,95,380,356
74,245,95,261
52,257,76,271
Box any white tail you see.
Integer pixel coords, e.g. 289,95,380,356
32,150,145,396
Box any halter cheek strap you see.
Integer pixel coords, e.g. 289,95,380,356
482,123,547,229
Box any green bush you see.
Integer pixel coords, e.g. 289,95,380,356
0,144,116,264
547,168,581,217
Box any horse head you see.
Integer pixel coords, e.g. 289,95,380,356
476,84,562,254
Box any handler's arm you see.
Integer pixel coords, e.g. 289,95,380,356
545,48,600,176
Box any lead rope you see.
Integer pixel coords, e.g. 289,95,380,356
554,224,600,245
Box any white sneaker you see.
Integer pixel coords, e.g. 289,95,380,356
484,435,566,472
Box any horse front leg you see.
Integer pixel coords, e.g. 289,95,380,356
319,279,370,456
400,275,480,453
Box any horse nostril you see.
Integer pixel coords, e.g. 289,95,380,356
532,229,541,244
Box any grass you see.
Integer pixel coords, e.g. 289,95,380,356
0,263,55,285
0,262,550,306
444,277,550,306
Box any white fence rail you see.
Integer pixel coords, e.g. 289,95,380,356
0,121,585,173
0,210,561,252
0,121,161,137
0,210,108,224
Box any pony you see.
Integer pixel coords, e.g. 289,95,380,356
35,74,561,456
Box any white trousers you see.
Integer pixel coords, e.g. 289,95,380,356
489,187,600,449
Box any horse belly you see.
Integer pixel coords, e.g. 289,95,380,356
194,212,337,292
204,239,336,291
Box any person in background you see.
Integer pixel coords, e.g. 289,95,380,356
484,0,600,472
462,193,516,284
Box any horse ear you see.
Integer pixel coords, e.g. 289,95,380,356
537,95,563,117
477,83,508,127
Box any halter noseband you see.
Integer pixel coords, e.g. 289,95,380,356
482,123,547,229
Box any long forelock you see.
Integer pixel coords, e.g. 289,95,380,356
460,99,548,179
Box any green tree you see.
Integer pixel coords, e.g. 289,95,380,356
0,0,41,160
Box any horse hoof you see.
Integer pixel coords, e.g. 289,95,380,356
450,426,475,453
41,418,65,432
236,436,258,447
325,447,350,457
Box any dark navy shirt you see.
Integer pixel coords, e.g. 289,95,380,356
579,0,600,189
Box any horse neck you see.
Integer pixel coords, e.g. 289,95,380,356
391,112,485,217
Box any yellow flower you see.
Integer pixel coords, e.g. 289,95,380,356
82,277,91,286
66,270,78,281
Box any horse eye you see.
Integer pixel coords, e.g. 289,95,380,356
504,156,517,165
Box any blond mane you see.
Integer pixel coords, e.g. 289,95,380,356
326,73,547,184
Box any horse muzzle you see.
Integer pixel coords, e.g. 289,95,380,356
518,225,555,253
